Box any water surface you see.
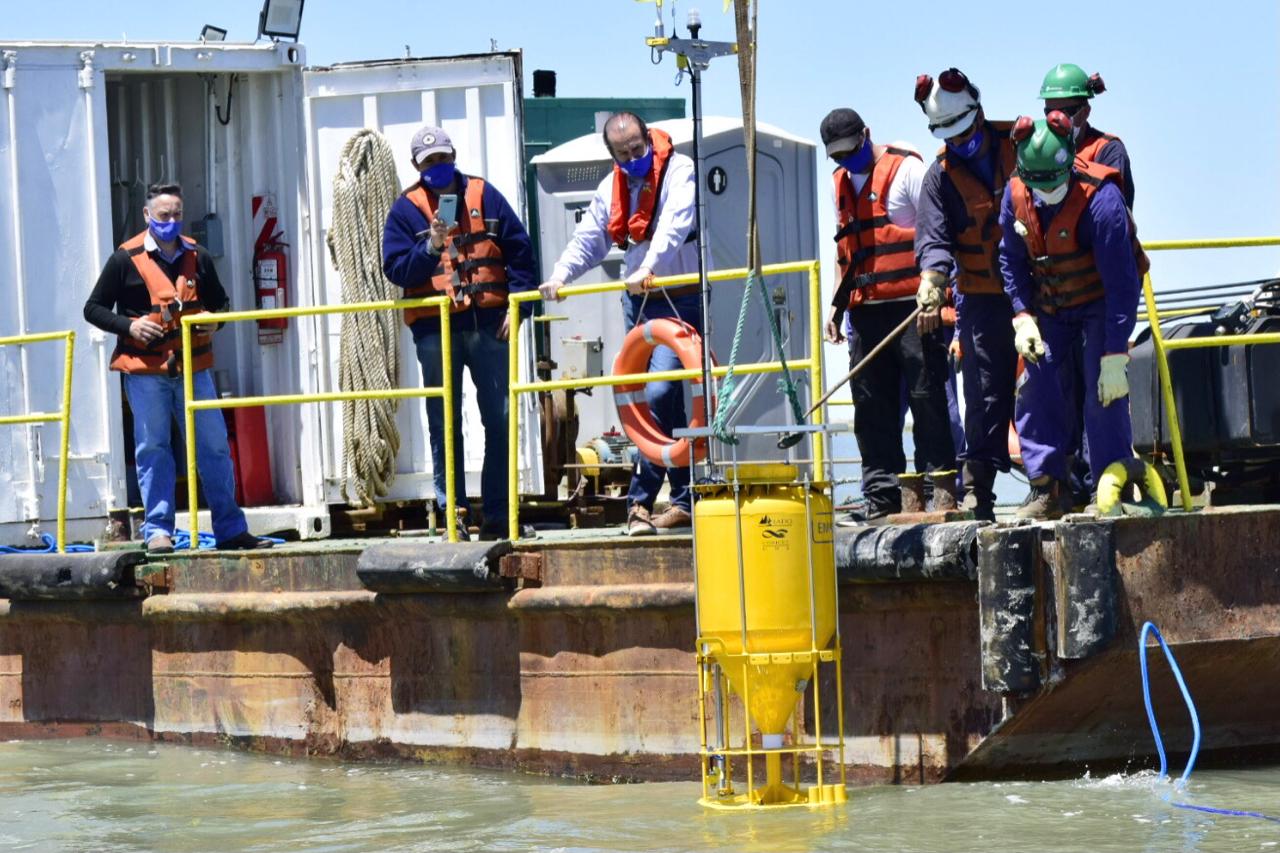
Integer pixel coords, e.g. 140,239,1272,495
0,739,1278,852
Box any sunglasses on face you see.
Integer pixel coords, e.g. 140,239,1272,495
1018,167,1068,184
928,105,977,134
1045,103,1086,120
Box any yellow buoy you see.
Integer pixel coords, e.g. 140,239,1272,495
693,463,845,808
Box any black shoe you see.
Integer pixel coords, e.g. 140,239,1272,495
479,521,507,541
1015,478,1067,521
216,531,274,550
146,533,175,554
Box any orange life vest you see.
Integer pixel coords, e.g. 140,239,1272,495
833,147,921,307
1075,126,1120,165
607,128,676,250
109,232,213,376
937,120,1017,296
1008,159,1151,315
402,176,508,324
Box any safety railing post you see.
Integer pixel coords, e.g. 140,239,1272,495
440,308,457,543
56,331,75,554
1141,273,1193,512
808,261,825,476
507,299,521,543
0,331,77,553
183,321,199,549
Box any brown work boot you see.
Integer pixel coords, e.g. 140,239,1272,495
1015,476,1067,521
624,505,657,537
650,505,692,530
146,533,174,554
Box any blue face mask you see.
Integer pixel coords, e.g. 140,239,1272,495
421,162,457,190
837,138,873,175
149,219,182,243
619,146,654,180
947,126,985,160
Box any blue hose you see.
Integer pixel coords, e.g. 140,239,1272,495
1138,620,1280,824
0,533,94,554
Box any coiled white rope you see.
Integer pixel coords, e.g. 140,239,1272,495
328,130,403,506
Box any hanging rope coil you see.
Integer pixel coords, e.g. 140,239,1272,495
328,130,403,507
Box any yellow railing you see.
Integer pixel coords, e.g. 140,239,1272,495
180,297,459,548
0,330,75,553
505,260,825,541
1140,236,1280,511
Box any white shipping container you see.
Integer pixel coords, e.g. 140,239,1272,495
0,40,540,547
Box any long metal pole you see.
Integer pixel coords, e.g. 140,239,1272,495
56,332,74,554
690,64,715,478
440,310,457,543
183,325,199,549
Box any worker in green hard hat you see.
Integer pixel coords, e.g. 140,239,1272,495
997,113,1149,519
1039,64,1136,511
1039,64,1134,208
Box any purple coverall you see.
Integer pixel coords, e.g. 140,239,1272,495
998,176,1140,485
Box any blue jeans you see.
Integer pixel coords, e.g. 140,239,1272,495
122,370,247,544
621,291,704,512
415,326,509,527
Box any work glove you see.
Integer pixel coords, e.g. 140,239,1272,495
1098,353,1130,406
1012,312,1046,363
916,270,947,313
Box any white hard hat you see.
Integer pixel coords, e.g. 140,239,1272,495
915,69,981,140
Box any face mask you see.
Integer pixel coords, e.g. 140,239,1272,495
1032,182,1070,205
421,162,457,190
947,126,985,160
149,219,182,243
837,138,873,174
619,146,654,179
1071,123,1083,142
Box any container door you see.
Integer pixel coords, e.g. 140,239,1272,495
302,52,542,505
0,44,120,543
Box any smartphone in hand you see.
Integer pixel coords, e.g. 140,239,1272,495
436,193,458,228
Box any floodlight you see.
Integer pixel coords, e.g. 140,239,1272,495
200,25,228,43
257,0,305,42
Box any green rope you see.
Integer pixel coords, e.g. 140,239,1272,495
709,271,807,444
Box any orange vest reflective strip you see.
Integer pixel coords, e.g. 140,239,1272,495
833,147,922,307
109,231,213,376
938,121,1016,296
402,176,508,325
611,317,715,468
1009,159,1150,315
607,128,676,250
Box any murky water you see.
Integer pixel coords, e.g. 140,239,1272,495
0,739,1278,852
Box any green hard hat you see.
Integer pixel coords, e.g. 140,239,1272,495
1039,63,1094,100
1015,116,1074,190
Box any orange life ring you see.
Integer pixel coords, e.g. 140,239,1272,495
612,317,716,468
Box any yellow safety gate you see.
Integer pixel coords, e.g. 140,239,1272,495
180,297,460,548
505,260,825,541
0,330,75,553
1139,236,1280,511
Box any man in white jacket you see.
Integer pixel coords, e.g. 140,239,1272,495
540,113,700,536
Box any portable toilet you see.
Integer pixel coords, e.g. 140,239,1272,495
531,117,820,464
0,41,541,546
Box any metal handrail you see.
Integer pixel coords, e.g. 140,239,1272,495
180,296,459,547
505,260,825,541
0,330,75,553
1139,236,1280,511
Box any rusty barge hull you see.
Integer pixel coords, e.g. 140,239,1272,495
0,508,1277,784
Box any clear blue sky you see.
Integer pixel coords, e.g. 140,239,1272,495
9,0,1280,293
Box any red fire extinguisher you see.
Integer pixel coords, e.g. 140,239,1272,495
254,233,288,345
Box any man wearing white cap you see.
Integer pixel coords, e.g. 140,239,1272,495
382,124,536,540
912,68,1018,521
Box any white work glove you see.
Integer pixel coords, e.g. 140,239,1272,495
1098,353,1130,406
916,270,947,313
1012,312,1045,362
